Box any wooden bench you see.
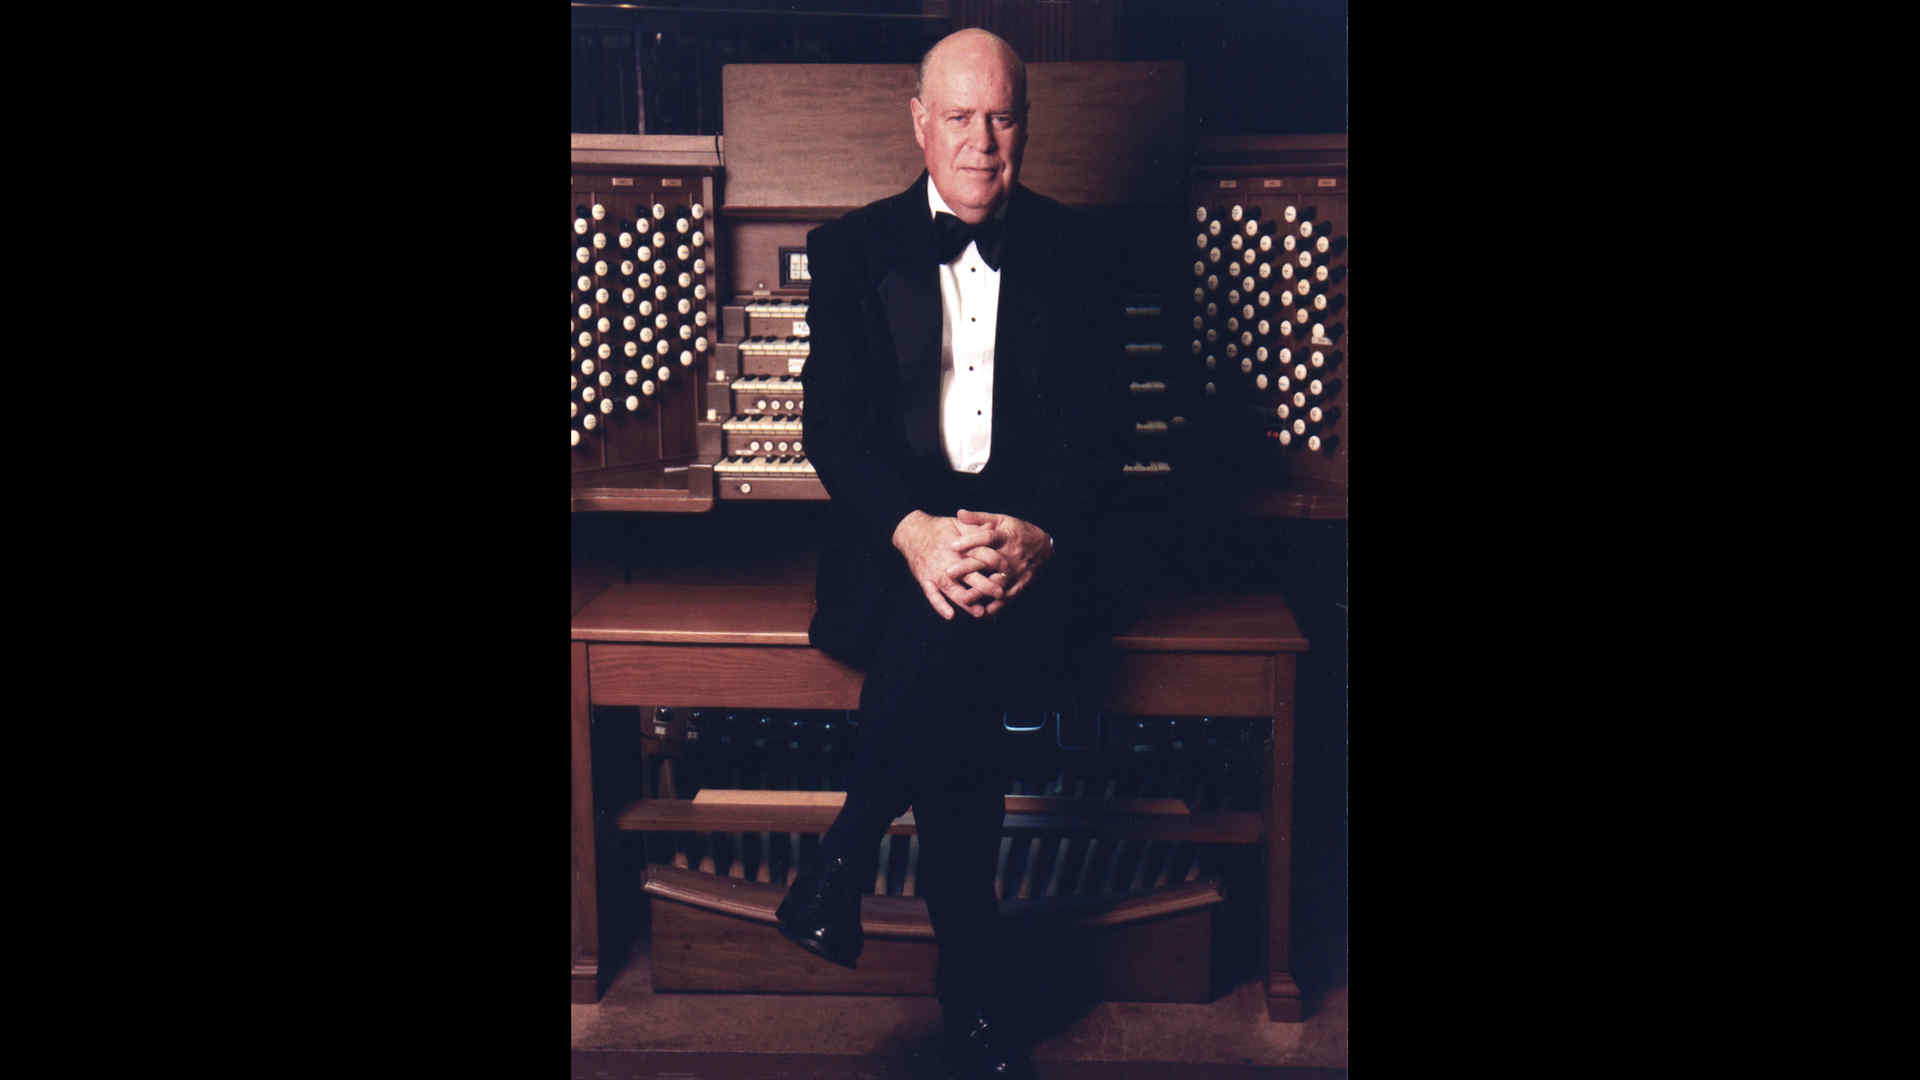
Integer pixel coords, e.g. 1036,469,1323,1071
571,583,1308,1019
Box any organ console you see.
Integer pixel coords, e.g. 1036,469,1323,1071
1182,140,1349,517
571,71,1343,1026
569,140,721,509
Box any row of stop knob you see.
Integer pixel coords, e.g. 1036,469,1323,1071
573,200,708,258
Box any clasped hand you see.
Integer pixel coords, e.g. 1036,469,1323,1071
892,508,1053,620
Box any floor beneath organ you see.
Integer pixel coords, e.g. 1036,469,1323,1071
572,932,1349,1079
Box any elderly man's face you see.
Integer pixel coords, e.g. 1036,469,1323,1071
910,42,1025,224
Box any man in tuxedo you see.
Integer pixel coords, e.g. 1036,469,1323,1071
776,27,1121,1080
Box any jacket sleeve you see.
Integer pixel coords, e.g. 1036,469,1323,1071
799,222,923,548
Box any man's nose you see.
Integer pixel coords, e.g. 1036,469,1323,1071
966,115,994,154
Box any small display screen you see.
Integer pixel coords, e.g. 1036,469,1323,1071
779,247,810,287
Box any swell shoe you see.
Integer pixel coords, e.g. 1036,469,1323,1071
774,855,864,968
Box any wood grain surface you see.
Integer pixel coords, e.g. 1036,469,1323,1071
617,799,1262,844
721,62,1185,209
1099,653,1277,717
570,641,599,1002
646,885,1219,1000
573,584,1306,653
574,584,817,643
693,790,1193,817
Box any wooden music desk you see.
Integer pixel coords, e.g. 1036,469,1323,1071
571,583,1309,1020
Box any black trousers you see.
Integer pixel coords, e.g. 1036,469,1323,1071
818,472,1094,1006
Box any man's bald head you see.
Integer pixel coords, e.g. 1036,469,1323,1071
910,28,1028,223
916,28,1027,114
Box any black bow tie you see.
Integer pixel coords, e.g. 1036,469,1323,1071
932,211,1007,271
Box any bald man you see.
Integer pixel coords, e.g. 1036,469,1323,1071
775,28,1121,1080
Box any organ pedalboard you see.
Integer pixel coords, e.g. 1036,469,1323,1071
632,706,1270,900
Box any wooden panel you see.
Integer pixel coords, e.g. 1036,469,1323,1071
618,798,1263,843
570,641,600,1003
1022,62,1186,206
726,218,815,300
1265,650,1304,1023
575,584,818,644
591,643,866,709
592,643,1275,718
694,790,1192,817
573,584,1305,653
570,133,724,170
721,62,1184,209
714,473,830,501
1080,911,1212,1002
1102,652,1274,717
644,864,929,935
721,64,919,209
652,901,939,994
569,491,714,514
1112,593,1308,653
569,462,713,512
646,866,1219,1001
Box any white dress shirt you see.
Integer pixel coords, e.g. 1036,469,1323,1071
928,181,1001,474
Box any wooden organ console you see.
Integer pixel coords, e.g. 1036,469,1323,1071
1188,136,1349,519
571,62,1347,1026
570,135,723,511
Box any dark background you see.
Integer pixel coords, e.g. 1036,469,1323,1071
571,0,1348,137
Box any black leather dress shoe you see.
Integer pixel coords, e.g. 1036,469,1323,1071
943,1004,1033,1080
774,855,864,968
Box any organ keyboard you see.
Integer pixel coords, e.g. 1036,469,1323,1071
710,453,822,500
725,375,805,413
724,299,811,340
698,292,826,499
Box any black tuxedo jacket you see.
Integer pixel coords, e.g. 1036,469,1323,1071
801,173,1123,670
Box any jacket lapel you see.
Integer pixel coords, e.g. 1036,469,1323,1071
875,174,943,458
991,186,1047,460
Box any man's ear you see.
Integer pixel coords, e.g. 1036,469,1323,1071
909,97,927,151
